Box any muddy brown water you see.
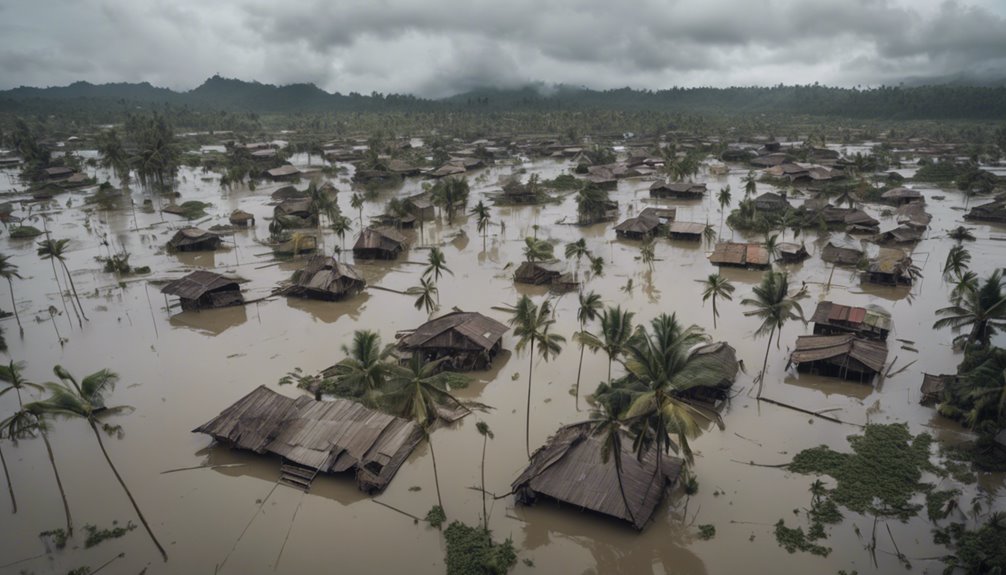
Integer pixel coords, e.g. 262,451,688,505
0,151,1004,574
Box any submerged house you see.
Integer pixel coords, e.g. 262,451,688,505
881,187,923,206
875,224,924,245
920,373,955,406
404,193,436,221
810,301,892,340
512,423,684,530
863,248,915,286
788,334,889,383
194,386,423,493
708,242,770,269
776,242,810,263
352,227,407,260
964,198,1006,223
821,242,864,266
752,192,791,212
614,215,660,240
264,165,301,181
667,221,705,241
161,270,244,311
274,198,317,228
514,261,562,285
287,256,366,301
649,181,706,200
229,209,255,227
167,227,222,252
397,311,508,371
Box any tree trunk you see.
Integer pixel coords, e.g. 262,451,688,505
712,296,718,329
41,431,73,535
428,432,444,513
7,278,21,333
47,254,74,330
757,325,775,400
88,420,167,561
0,443,15,513
575,342,585,410
481,436,488,532
614,452,637,528
525,340,535,460
60,260,88,321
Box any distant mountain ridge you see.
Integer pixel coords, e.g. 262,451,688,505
2,75,1005,119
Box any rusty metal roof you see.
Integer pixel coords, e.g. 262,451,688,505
161,270,240,300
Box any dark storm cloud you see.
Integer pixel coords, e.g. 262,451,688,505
0,0,1003,95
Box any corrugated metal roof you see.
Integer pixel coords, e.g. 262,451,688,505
790,334,888,373
161,270,240,300
400,311,507,352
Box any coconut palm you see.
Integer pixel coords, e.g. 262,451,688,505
97,128,131,186
308,182,340,227
327,330,394,407
433,177,470,224
580,398,637,526
741,271,808,399
523,237,553,263
410,277,439,315
574,290,603,405
564,238,590,271
697,273,735,329
508,296,566,458
576,306,635,385
330,215,352,252
27,366,167,561
2,407,73,535
383,355,465,513
37,239,88,322
423,247,453,282
717,186,731,239
950,271,979,305
943,245,971,281
350,193,364,226
470,201,490,248
703,223,717,249
576,185,611,224
639,239,656,271
0,254,24,332
763,233,781,265
933,270,1006,349
589,255,605,279
475,421,494,531
742,171,757,199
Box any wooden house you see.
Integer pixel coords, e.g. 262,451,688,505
352,227,407,260
397,311,507,371
810,301,891,340
708,242,770,269
161,270,243,311
274,198,317,228
863,248,915,286
287,256,365,301
167,227,221,252
667,221,705,241
614,215,660,240
788,334,889,383
264,165,301,180
649,181,706,200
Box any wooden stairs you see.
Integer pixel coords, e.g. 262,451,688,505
279,461,318,492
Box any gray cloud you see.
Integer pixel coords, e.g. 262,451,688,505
0,0,1003,96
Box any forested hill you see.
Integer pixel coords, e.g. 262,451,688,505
2,75,1005,120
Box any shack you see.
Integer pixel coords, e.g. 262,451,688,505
788,334,889,383
776,242,810,263
649,181,706,200
161,270,244,311
167,227,221,252
404,194,436,221
667,221,705,241
397,311,507,371
264,165,301,181
274,198,317,228
844,210,880,233
875,224,924,245
920,373,955,406
353,227,407,260
821,242,864,266
638,207,676,225
512,423,683,530
287,256,366,301
810,301,892,340
881,187,923,206
964,198,1006,223
513,261,562,285
194,386,423,493
229,209,255,227
708,242,770,269
896,203,932,229
614,215,660,240
863,248,915,286
43,166,74,181
752,192,791,212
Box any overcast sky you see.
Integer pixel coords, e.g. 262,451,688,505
1,0,1004,97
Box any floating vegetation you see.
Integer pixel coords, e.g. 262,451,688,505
426,505,446,528
773,519,831,556
933,514,1006,574
444,520,517,575
9,226,43,239
926,489,960,522
697,524,716,540
83,521,136,548
39,527,70,550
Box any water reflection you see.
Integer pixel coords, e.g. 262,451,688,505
284,292,369,324
783,372,874,401
169,305,248,335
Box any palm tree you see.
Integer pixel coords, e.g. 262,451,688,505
327,330,393,407
423,247,453,283
508,296,566,458
576,185,611,224
330,215,352,252
383,355,465,513
717,186,731,239
763,233,781,265
308,182,340,227
581,399,637,526
0,254,22,332
96,128,131,187
37,239,88,322
697,274,735,329
741,271,808,399
2,407,73,535
475,421,494,531
933,270,1006,349
564,238,590,272
523,237,553,263
943,245,971,281
574,290,603,404
703,223,717,249
28,366,168,561
470,201,490,249
589,255,605,279
410,277,439,315
639,239,656,271
576,306,635,385
950,271,980,305
350,193,364,226
742,171,757,199
433,177,470,224
0,424,15,513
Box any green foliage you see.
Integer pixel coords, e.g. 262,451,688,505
39,527,69,549
83,521,136,548
773,520,831,556
935,515,1006,574
9,226,43,239
426,505,446,528
444,521,518,575
540,174,582,191
173,200,212,219
697,524,716,540
926,489,960,522
914,160,963,183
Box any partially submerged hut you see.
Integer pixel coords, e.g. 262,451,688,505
287,256,365,301
821,242,864,266
881,187,923,206
788,334,889,383
229,209,255,227
397,311,507,371
920,373,955,406
274,198,317,228
708,242,770,269
614,215,659,240
964,198,1006,223
161,270,243,311
514,261,562,285
752,192,791,212
512,423,684,530
194,386,423,493
404,194,435,221
638,207,676,225
863,248,915,286
264,165,301,181
776,242,810,263
167,227,221,252
43,166,74,181
896,203,932,229
353,227,407,260
875,224,924,245
667,221,705,241
649,181,706,200
811,301,892,340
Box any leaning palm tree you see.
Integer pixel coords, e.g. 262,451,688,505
717,186,732,239
37,239,88,322
950,271,980,305
933,270,1006,349
470,201,491,249
27,366,167,561
523,237,553,263
697,274,735,329
423,247,453,283
564,238,590,271
327,330,393,407
639,239,656,271
763,233,781,265
409,277,439,315
0,254,23,332
741,271,808,399
509,296,566,458
742,171,757,199
2,407,73,535
382,355,465,514
576,305,635,385
308,181,340,227
574,290,603,405
943,245,971,281
581,397,637,526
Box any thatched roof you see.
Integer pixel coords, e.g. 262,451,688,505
514,261,562,284
876,224,924,244
353,226,407,252
161,270,240,300
275,198,313,217
194,386,423,493
708,242,769,267
399,311,507,353
638,207,676,222
167,227,220,249
290,256,365,298
882,187,923,201
896,203,932,228
821,242,863,265
229,209,255,224
921,373,953,399
965,199,1006,223
512,423,683,530
868,248,912,275
789,334,888,374
614,215,659,235
844,210,878,227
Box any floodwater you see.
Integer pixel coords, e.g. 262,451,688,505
1,149,1004,574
